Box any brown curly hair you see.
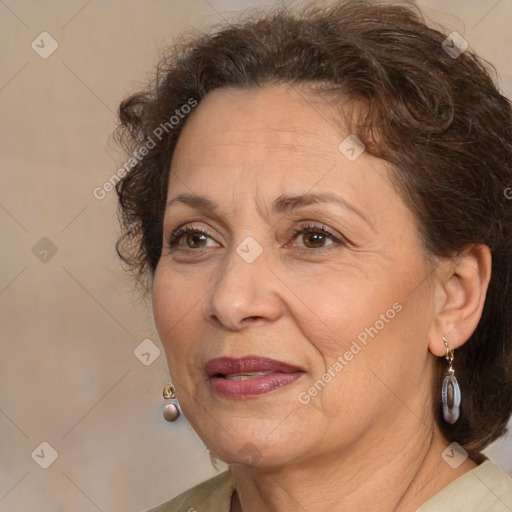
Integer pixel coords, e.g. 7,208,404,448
115,0,512,460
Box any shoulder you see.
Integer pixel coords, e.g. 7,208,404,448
418,460,512,512
146,470,235,512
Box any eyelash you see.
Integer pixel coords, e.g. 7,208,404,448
289,223,344,247
168,226,214,247
168,223,344,249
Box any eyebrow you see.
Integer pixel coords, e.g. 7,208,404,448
166,193,216,212
272,192,370,224
166,192,373,227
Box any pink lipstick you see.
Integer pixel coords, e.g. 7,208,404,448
205,356,304,399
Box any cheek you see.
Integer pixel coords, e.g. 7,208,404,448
151,267,171,340
289,269,397,360
293,262,431,393
151,267,198,364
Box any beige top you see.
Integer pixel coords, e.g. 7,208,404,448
147,460,512,512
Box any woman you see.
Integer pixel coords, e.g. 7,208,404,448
115,1,512,510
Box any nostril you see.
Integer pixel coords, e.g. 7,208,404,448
208,314,224,327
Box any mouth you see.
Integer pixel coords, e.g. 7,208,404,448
205,356,304,399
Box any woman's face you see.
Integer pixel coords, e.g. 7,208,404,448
152,85,439,467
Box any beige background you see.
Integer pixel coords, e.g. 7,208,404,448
0,0,511,511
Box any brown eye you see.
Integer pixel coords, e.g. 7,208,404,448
291,224,338,249
169,227,218,250
302,232,328,248
186,232,208,248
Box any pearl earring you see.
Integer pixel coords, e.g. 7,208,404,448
162,383,180,422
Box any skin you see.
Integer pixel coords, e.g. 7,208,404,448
152,84,491,511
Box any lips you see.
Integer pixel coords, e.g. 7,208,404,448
205,356,304,399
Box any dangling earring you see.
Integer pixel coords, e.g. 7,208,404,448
441,336,461,424
162,383,180,422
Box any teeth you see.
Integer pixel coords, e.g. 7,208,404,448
224,372,269,381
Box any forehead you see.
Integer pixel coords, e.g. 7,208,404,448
169,85,395,204
164,86,425,255
171,85,345,171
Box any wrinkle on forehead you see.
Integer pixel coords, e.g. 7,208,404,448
167,84,394,233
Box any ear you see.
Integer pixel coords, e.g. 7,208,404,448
428,244,492,357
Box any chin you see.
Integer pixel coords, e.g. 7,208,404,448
195,419,308,469
214,442,294,469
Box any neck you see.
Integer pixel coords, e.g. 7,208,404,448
230,422,476,512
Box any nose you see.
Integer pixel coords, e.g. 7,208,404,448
204,244,283,331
